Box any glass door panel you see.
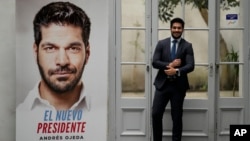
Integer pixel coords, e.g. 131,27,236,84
219,0,243,98
121,65,145,97
121,30,146,62
184,30,209,98
121,0,147,98
121,0,145,27
184,1,209,28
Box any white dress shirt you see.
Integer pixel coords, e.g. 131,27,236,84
16,82,97,141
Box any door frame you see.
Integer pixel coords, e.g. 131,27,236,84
107,0,116,140
208,0,218,140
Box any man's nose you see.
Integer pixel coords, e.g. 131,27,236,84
56,49,69,66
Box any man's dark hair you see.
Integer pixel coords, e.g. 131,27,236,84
33,2,91,46
170,17,185,28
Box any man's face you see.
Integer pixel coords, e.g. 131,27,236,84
34,23,90,93
171,22,184,39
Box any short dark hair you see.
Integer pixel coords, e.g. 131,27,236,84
33,2,91,46
170,17,185,28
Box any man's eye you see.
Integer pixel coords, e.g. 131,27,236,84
68,46,81,53
44,46,57,52
173,27,182,30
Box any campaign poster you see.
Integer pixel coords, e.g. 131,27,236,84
16,0,108,140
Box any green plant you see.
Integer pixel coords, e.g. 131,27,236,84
224,47,239,96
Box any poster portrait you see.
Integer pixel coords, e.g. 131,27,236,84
16,0,108,140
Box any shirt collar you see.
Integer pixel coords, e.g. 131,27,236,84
24,81,90,111
171,37,181,43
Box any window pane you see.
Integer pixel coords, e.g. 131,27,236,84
185,31,209,99
219,30,243,63
219,30,242,98
121,65,145,97
187,66,208,99
184,0,208,28
184,31,209,64
121,0,145,27
158,29,171,41
158,0,182,28
121,30,145,62
219,64,241,97
220,0,242,28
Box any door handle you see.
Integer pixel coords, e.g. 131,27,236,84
146,65,150,72
209,63,214,77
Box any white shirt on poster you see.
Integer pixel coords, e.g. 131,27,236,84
16,82,96,141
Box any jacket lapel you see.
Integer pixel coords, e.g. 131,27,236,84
175,39,183,59
165,38,172,61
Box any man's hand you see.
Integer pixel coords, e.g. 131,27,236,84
169,59,181,68
164,66,177,76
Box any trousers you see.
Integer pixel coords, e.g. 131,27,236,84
152,82,186,141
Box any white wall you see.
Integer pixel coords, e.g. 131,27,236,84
0,0,15,141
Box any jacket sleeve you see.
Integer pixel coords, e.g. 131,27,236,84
179,42,195,75
152,40,171,70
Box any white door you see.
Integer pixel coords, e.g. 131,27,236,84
216,0,249,141
113,0,152,140
109,0,250,141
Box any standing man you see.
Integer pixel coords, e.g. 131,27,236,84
152,17,195,141
16,2,93,140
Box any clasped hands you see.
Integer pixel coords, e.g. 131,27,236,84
164,59,181,76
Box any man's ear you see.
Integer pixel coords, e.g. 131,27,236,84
85,44,90,64
33,43,38,63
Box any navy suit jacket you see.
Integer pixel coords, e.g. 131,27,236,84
152,37,195,91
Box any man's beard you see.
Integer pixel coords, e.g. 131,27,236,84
171,32,182,39
37,59,85,94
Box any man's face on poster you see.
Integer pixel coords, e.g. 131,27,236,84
34,23,90,93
